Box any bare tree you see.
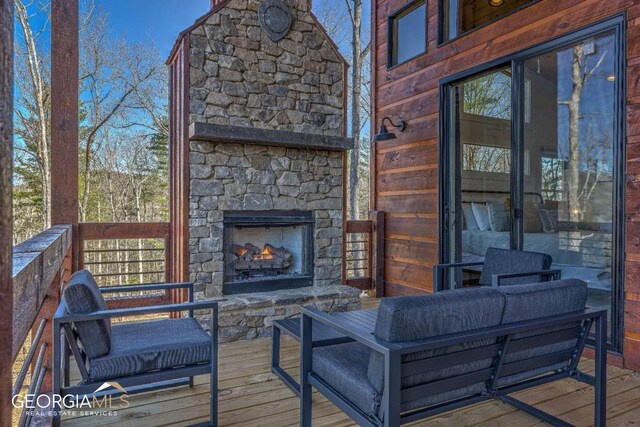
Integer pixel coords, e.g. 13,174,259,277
78,5,160,222
345,0,370,220
558,44,608,222
14,0,51,229
13,0,169,252
316,0,371,219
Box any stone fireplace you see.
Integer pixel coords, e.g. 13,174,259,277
169,0,360,340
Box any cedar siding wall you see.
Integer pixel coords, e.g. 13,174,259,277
371,0,640,368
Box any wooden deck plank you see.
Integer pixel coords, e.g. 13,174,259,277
64,298,640,427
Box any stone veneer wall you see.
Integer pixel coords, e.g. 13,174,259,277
189,140,344,299
187,0,345,136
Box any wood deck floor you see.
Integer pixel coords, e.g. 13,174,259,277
64,298,640,427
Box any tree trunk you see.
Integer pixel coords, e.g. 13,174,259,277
348,0,363,220
15,0,51,229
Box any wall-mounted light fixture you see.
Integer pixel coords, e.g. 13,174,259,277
373,117,406,142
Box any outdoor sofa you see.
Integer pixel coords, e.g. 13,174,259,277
300,279,607,427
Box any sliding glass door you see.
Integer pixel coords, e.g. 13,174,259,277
444,68,513,274
522,31,617,336
441,19,624,347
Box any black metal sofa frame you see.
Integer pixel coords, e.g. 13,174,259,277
300,306,607,427
52,282,218,427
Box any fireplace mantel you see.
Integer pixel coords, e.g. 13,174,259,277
190,122,354,151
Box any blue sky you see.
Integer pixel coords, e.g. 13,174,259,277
95,0,360,58
95,0,210,57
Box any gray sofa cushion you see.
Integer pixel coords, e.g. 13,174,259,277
63,270,111,358
479,247,553,286
368,287,505,413
312,342,380,420
89,317,211,381
497,279,588,386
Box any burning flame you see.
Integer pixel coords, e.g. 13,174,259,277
253,246,273,260
237,247,249,257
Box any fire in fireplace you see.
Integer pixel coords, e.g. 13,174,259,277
223,211,314,294
233,243,294,277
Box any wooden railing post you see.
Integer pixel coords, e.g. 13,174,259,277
51,0,79,271
370,211,385,297
0,0,14,422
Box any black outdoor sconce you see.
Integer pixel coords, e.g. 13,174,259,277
373,116,406,142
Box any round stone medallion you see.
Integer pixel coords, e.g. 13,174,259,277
258,0,292,42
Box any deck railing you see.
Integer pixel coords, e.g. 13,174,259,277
78,222,179,308
10,222,180,426
343,211,385,296
12,225,72,426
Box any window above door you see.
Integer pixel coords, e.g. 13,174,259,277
440,0,538,43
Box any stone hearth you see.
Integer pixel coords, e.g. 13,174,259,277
208,286,361,342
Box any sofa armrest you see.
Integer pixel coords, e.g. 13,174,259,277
491,269,562,287
300,307,396,355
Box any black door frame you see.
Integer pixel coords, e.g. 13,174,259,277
438,14,626,352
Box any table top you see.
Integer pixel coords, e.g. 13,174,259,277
274,308,378,344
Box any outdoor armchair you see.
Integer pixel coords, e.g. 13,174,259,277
300,279,606,427
433,247,560,291
52,270,218,427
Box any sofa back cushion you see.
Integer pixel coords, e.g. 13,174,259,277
63,270,111,359
479,247,552,286
367,287,505,409
496,279,588,385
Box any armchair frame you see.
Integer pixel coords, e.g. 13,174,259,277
433,260,561,291
52,282,218,427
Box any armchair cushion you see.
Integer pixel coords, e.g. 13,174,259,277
312,342,380,419
63,270,111,358
367,287,505,412
89,317,211,381
479,247,552,286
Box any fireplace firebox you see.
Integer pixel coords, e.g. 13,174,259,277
223,211,314,294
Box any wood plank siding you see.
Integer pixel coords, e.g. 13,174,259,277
371,0,640,369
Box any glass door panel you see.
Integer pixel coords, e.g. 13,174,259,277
522,32,616,334
445,67,513,288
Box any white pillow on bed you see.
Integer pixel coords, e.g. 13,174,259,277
486,201,509,232
462,203,479,230
472,202,491,231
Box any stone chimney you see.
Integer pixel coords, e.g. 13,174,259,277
188,0,345,136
